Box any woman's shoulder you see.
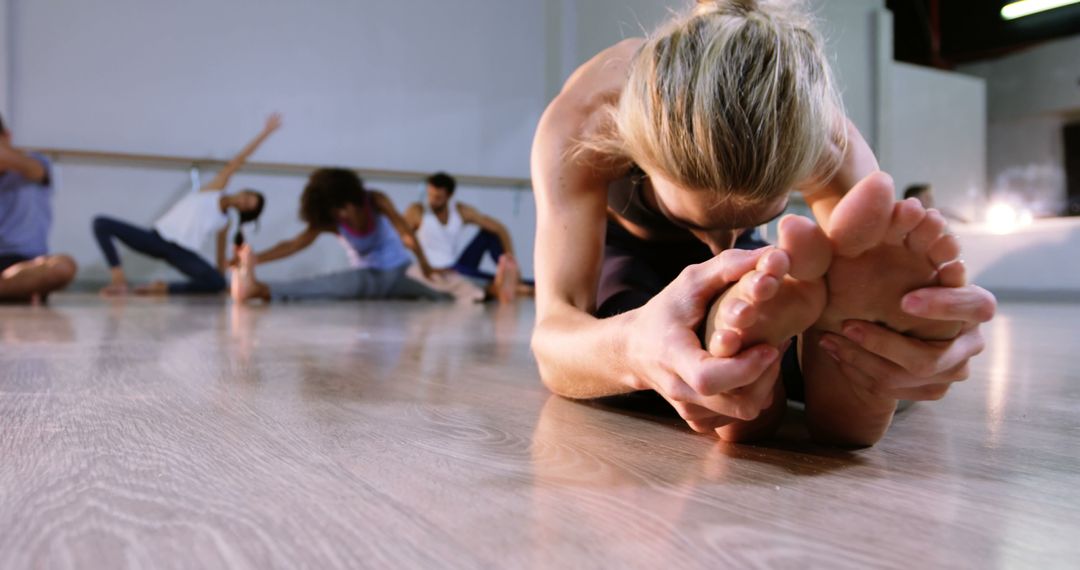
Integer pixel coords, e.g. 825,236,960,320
539,38,642,160
367,190,396,215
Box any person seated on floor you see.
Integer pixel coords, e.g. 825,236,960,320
92,113,280,296
529,0,996,446
231,167,452,303
0,113,77,303
404,172,532,303
903,183,969,223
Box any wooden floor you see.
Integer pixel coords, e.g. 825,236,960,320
1,296,1078,569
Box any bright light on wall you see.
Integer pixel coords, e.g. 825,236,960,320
1001,0,1080,20
985,202,1034,234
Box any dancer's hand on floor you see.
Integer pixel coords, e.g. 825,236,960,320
625,248,788,433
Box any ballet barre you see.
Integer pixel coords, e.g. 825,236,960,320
22,147,534,192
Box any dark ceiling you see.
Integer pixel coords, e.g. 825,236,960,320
887,0,1080,67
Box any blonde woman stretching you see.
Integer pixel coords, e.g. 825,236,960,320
530,0,996,446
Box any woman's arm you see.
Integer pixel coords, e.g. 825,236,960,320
0,141,47,184
202,113,283,192
531,93,629,395
251,226,321,264
530,40,645,396
402,203,424,233
798,119,880,227
372,192,435,277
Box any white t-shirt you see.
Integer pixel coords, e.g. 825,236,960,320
416,201,480,269
154,191,228,254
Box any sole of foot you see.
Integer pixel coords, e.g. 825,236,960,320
818,171,964,341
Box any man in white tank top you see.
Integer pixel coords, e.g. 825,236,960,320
404,172,531,303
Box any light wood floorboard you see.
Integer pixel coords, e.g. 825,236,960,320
0,296,1077,569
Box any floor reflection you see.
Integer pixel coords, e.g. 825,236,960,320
0,305,75,344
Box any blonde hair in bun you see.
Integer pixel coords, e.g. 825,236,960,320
594,0,846,202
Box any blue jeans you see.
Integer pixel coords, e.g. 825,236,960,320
452,230,533,285
92,216,226,294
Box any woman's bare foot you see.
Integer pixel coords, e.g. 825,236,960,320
700,216,830,443
494,254,520,304
231,246,269,303
704,215,831,357
134,281,168,296
100,282,129,297
818,171,964,340
800,172,967,446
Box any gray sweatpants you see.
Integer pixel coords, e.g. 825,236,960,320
268,264,451,302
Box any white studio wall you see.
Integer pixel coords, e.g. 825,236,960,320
11,0,546,177
950,34,1080,298
984,115,1068,216
888,62,987,222
967,34,1080,121
962,34,1080,216
0,0,9,120
6,0,547,284
806,0,891,153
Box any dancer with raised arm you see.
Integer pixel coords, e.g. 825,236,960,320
92,114,281,296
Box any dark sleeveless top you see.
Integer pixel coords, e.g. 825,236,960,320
606,165,763,245
606,166,689,237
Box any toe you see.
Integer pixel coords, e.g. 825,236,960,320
906,210,947,254
928,233,961,267
885,198,927,246
755,247,790,279
827,171,896,257
937,259,968,288
748,271,781,303
722,291,759,330
708,328,742,358
778,215,831,280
